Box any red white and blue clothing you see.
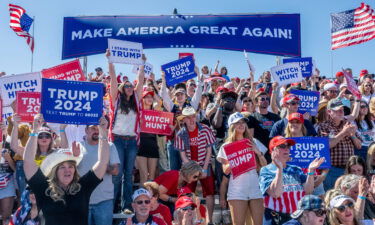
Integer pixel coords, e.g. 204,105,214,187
174,123,216,166
259,163,307,214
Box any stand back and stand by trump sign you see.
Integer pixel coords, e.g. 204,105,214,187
223,139,257,179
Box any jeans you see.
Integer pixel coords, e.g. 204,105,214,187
323,166,345,191
16,161,26,194
355,145,368,162
112,137,138,211
167,140,181,171
88,199,114,225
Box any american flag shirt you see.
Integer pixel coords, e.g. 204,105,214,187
259,163,306,214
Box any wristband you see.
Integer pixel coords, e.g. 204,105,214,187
29,133,37,137
60,130,65,133
202,169,208,173
307,172,315,176
358,195,367,200
350,136,357,139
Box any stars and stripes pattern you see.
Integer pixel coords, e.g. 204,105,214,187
331,3,375,50
9,4,34,52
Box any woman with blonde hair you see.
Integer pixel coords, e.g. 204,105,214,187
325,192,362,225
217,112,267,225
367,143,375,176
359,81,374,104
23,115,109,225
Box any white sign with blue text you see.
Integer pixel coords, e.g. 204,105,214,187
288,137,331,169
0,72,42,106
270,62,303,86
162,55,197,87
108,39,144,65
283,57,313,78
41,79,103,125
132,63,153,78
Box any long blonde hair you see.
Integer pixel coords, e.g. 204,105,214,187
284,123,307,138
45,161,81,204
367,143,375,172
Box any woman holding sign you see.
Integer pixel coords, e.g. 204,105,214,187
106,50,145,212
216,112,267,225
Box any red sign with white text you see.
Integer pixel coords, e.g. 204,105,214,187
141,110,174,135
179,53,194,59
42,59,86,81
16,92,41,122
223,139,257,179
343,70,361,99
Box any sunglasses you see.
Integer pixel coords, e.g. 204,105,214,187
189,83,196,87
259,97,270,102
38,134,52,139
192,175,200,179
277,144,290,149
244,86,251,89
243,99,251,103
124,85,133,89
288,101,299,105
135,200,151,205
336,202,354,212
365,85,372,87
360,105,368,108
328,90,339,93
311,209,326,217
181,206,195,211
224,98,236,103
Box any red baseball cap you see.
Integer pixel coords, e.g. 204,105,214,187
282,94,300,105
269,136,296,153
175,196,197,210
177,187,192,198
290,82,300,87
288,112,304,124
360,69,369,77
142,91,154,99
336,71,344,77
216,86,229,94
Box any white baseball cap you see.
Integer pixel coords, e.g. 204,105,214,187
329,195,355,209
132,188,151,201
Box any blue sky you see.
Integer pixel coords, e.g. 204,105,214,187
1,0,374,81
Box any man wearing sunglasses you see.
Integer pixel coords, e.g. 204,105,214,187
322,83,339,102
269,94,317,138
283,195,326,225
260,136,324,225
120,188,166,225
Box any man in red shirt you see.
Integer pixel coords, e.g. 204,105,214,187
175,107,216,224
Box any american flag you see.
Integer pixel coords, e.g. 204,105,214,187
9,4,34,52
331,3,375,50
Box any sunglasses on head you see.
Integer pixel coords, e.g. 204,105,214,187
335,202,354,212
135,200,151,205
181,206,195,211
38,134,51,139
310,209,326,217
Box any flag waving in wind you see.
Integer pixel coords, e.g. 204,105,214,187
9,4,34,52
331,3,375,50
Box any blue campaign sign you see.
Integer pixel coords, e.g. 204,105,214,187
289,89,320,116
283,57,313,77
62,14,301,59
288,137,331,169
162,55,196,86
41,79,103,125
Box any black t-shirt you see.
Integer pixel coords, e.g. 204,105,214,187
250,112,281,146
27,168,102,225
210,111,231,140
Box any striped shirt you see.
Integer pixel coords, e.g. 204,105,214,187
174,123,216,165
259,163,306,214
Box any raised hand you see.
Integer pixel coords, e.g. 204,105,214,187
308,157,325,171
72,141,81,157
32,114,44,132
358,177,370,196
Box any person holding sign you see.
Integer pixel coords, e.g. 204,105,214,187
174,106,216,224
23,116,109,225
106,50,145,212
217,112,267,225
259,136,324,225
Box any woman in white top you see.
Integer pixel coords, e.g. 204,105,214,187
217,112,267,225
106,50,145,212
354,100,375,161
360,81,375,104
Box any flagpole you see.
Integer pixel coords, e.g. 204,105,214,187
330,50,333,78
30,16,35,72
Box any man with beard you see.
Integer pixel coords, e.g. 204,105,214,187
78,124,120,225
250,91,281,162
120,189,167,225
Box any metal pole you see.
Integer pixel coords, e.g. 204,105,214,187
83,56,88,78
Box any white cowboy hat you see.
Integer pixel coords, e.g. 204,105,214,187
40,149,82,176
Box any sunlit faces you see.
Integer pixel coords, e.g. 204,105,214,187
326,88,338,99
233,119,247,134
349,164,364,176
123,81,134,96
343,184,359,201
288,119,303,133
182,115,197,128
186,171,201,183
360,103,369,116
143,94,154,107
257,95,269,109
286,101,300,113
328,107,344,121
132,195,151,217
273,144,291,162
56,161,76,187
302,209,326,225
37,132,52,147
175,92,187,104
86,125,99,141
334,201,355,224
